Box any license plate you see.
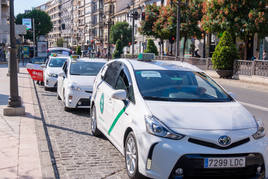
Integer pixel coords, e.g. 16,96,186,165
204,157,246,168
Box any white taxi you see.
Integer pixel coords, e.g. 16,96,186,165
90,55,268,179
43,55,69,90
57,58,106,111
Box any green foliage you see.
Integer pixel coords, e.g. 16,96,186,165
112,39,123,59
212,31,238,70
139,4,160,37
76,46,81,55
16,9,53,41
201,0,268,40
56,38,64,47
110,22,132,48
153,0,203,41
144,39,158,56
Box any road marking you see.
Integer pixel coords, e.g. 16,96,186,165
240,102,268,112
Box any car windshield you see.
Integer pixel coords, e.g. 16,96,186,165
48,58,67,67
135,70,232,102
70,62,105,76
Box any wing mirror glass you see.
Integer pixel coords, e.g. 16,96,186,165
40,64,46,68
111,90,127,101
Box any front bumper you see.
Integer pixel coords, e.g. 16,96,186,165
44,76,57,88
65,89,92,108
136,133,268,179
170,153,264,178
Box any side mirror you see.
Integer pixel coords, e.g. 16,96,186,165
228,92,236,99
58,72,66,78
111,90,127,101
40,64,46,68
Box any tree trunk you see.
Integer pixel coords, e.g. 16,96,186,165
244,37,248,60
208,33,211,57
183,36,187,57
171,43,173,55
161,39,164,55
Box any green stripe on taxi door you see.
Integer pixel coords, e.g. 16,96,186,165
108,107,126,135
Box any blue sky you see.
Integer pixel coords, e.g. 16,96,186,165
15,0,47,15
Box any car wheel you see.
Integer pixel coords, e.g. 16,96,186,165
64,106,71,112
125,132,142,179
91,105,102,137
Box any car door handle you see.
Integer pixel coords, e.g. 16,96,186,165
108,98,112,103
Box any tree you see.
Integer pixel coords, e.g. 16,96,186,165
113,39,123,59
212,31,238,72
56,38,65,47
16,9,53,42
76,46,81,55
153,0,203,56
144,39,158,55
110,22,132,48
139,4,160,37
201,0,268,59
153,5,176,55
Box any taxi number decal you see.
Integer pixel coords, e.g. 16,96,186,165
108,107,126,136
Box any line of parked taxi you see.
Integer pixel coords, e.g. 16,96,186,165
39,52,268,179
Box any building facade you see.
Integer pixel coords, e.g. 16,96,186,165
61,0,74,47
0,0,9,45
46,0,62,47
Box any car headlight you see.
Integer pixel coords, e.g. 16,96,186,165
47,73,58,78
253,118,265,140
68,84,82,91
145,115,185,140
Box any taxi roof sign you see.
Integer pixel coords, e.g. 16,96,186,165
137,53,155,61
70,55,80,60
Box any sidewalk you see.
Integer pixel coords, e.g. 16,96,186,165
0,67,42,178
205,70,268,86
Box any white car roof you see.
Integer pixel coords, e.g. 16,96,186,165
48,47,71,51
76,58,107,63
49,56,70,59
117,59,203,72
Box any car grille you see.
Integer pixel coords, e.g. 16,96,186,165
77,99,90,106
169,153,264,178
188,137,250,150
85,90,92,93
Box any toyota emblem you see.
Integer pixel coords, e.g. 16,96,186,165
218,136,231,146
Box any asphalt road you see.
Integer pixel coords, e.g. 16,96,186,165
219,80,268,135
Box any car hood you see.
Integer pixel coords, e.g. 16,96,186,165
46,67,63,74
145,100,257,130
69,75,95,91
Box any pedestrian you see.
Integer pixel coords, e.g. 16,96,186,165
263,50,268,60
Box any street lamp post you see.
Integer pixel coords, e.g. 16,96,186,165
175,0,181,59
4,0,25,116
127,2,140,58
